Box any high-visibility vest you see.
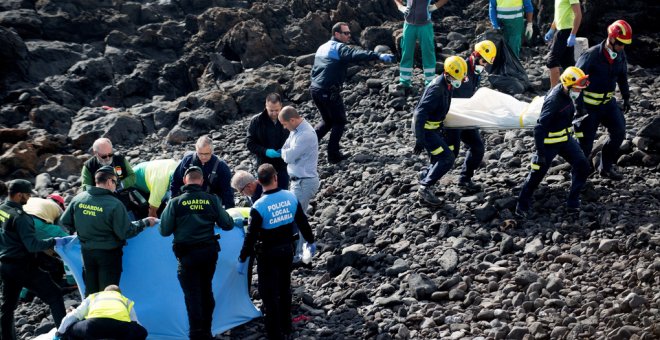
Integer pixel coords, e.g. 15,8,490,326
496,0,524,19
85,291,133,322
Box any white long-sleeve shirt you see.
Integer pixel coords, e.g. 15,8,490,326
281,119,319,179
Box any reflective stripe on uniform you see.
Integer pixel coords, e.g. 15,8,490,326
531,162,541,170
583,91,613,105
448,145,455,151
574,131,584,138
431,146,444,155
547,128,567,137
399,67,414,72
399,74,412,80
497,12,524,19
544,135,568,144
423,68,436,74
424,121,442,129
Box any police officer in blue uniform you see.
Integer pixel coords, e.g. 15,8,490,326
515,67,591,218
413,56,468,206
311,22,394,163
444,41,497,192
574,20,633,180
160,166,233,340
236,164,316,340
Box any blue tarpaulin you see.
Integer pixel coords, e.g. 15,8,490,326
55,225,261,339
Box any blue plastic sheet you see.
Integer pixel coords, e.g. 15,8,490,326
55,225,261,339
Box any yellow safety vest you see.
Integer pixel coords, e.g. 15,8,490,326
496,0,524,19
582,91,614,106
85,291,133,322
544,127,574,144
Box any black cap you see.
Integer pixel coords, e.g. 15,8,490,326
184,166,203,176
8,179,32,194
95,165,116,176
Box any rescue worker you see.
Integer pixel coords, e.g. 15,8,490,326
0,180,69,340
413,56,468,206
394,0,447,86
171,136,235,208
133,159,179,217
489,0,534,57
544,0,582,88
247,93,290,194
310,22,394,163
81,138,136,191
160,166,234,340
54,285,147,340
61,166,157,296
574,20,632,180
444,41,497,191
515,67,591,218
236,164,316,340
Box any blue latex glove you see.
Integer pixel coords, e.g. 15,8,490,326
234,216,244,228
379,54,395,63
265,149,281,158
544,28,556,43
307,242,317,257
236,260,248,275
53,336,61,340
54,236,72,248
567,33,576,47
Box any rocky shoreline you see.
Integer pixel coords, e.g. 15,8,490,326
1,0,659,339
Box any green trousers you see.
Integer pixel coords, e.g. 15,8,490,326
500,17,524,58
399,22,436,87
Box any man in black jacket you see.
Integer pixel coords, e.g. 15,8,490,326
310,22,394,163
246,93,290,196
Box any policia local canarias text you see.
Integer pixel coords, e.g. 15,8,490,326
267,200,293,225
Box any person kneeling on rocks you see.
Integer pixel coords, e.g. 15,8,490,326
515,67,591,218
54,285,147,340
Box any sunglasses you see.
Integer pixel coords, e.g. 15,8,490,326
340,31,351,36
98,153,114,159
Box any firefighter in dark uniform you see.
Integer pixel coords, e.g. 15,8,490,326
159,166,234,340
413,56,469,206
515,67,591,218
444,40,497,192
0,180,68,339
574,20,632,180
61,166,156,296
236,164,316,340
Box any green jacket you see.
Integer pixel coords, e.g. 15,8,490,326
32,217,69,240
160,184,233,245
81,154,136,191
0,200,55,260
61,186,147,250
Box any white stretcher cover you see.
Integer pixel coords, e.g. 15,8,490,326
444,87,543,129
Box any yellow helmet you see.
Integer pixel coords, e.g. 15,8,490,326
475,40,497,64
444,56,468,81
560,66,590,89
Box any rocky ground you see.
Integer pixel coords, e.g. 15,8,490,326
1,0,659,339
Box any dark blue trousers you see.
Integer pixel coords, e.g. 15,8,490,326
419,129,456,187
575,99,625,172
444,128,485,182
517,137,589,211
310,86,347,159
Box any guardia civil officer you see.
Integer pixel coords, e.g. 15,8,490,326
0,180,69,340
236,164,316,340
160,166,234,340
515,67,591,218
61,166,157,296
